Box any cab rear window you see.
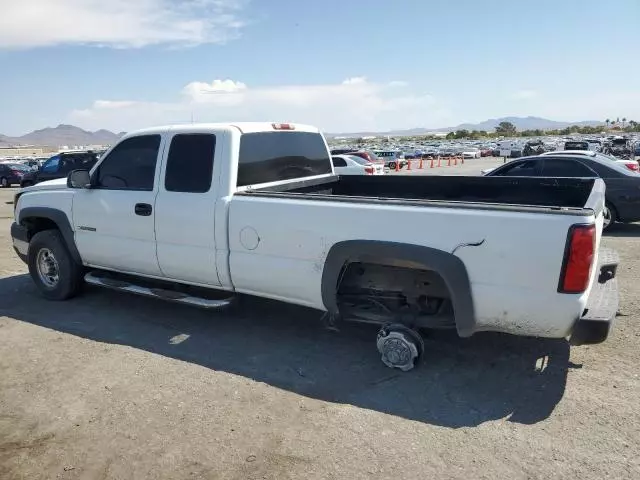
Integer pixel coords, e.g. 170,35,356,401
237,132,332,187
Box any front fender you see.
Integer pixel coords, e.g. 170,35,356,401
18,206,82,264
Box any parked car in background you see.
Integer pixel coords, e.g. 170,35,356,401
564,141,590,151
461,148,481,159
480,148,494,157
541,150,639,172
20,150,100,188
0,163,31,187
485,153,640,229
330,149,357,155
331,154,385,175
373,151,406,169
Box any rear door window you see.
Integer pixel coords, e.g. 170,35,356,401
331,157,347,167
59,156,76,174
238,131,332,187
495,159,540,176
165,134,216,193
541,159,597,177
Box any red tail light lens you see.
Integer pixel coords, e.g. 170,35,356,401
558,224,595,293
364,166,374,174
624,162,639,172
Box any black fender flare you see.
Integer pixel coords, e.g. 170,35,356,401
18,206,82,264
321,240,477,337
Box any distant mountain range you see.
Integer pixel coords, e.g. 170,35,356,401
451,116,602,132
0,116,606,146
328,116,604,138
0,124,124,147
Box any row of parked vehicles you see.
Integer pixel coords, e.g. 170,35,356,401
10,122,620,372
329,147,489,174
0,150,102,188
482,149,640,229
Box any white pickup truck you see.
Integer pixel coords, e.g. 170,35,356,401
11,122,619,371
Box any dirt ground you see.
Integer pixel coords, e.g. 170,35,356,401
1,183,639,480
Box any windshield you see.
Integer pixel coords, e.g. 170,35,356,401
6,163,31,171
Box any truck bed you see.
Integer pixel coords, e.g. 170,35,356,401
240,175,600,214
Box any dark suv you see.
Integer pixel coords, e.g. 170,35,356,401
20,151,100,187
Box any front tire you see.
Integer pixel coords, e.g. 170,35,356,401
28,230,84,300
21,180,34,188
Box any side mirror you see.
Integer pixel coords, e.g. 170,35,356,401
67,169,92,189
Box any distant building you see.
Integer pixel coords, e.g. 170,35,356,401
0,146,57,156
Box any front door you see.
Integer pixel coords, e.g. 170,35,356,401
72,134,165,277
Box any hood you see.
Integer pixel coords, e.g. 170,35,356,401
21,177,69,192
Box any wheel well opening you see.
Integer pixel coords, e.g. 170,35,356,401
22,217,59,239
335,260,455,328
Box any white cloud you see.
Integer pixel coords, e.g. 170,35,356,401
0,0,247,49
341,77,367,85
388,80,409,88
93,100,139,109
511,89,538,100
182,79,248,103
68,77,448,133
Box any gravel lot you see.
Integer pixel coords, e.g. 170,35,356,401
1,169,639,479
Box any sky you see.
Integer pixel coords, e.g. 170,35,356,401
0,0,639,136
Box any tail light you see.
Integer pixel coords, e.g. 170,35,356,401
364,165,374,174
624,162,639,172
558,224,595,293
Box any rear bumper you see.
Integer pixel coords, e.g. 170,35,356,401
11,221,29,263
570,248,619,346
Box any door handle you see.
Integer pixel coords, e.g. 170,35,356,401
134,203,153,216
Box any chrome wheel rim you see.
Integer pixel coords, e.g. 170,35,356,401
0,178,7,187
36,248,60,288
603,206,612,228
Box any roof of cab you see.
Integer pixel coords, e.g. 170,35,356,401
123,122,321,137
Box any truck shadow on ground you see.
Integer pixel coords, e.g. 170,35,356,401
0,274,570,428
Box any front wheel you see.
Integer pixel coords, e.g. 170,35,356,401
603,202,617,230
20,180,34,188
28,230,84,300
0,177,8,188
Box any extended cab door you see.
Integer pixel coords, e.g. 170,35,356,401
72,134,164,276
154,131,221,285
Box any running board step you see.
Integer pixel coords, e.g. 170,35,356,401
84,272,234,309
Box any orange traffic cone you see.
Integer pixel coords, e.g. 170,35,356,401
419,158,423,169
395,161,400,172
407,159,412,171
